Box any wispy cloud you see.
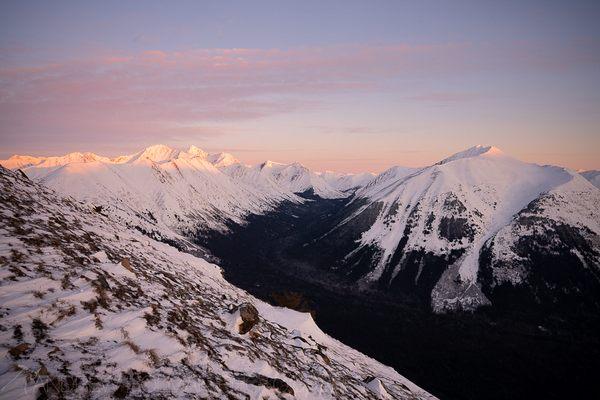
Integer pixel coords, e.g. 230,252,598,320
1,41,597,149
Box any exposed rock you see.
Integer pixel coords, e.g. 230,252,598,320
438,216,475,242
237,302,259,334
8,343,30,359
120,258,134,273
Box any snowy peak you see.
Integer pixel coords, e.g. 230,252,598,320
218,159,346,199
187,145,208,158
437,145,505,165
132,144,237,167
1,144,239,169
49,152,107,165
0,144,348,241
327,144,600,312
133,144,181,163
265,161,345,198
0,155,44,169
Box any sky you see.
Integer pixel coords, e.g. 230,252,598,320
0,0,599,172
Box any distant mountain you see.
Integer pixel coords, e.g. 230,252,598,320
0,165,434,399
581,170,600,189
308,145,600,312
3,144,598,315
221,160,345,199
318,171,376,192
0,145,346,240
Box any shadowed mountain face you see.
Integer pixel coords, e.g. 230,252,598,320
196,147,600,400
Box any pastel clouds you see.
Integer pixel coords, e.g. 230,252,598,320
0,41,598,161
0,44,462,143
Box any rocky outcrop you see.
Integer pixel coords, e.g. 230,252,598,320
236,303,260,334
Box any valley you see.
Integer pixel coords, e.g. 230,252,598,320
203,194,600,400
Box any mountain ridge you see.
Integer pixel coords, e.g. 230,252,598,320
2,144,598,313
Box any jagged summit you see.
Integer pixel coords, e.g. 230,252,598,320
318,171,377,192
2,152,109,169
1,145,241,169
0,144,352,236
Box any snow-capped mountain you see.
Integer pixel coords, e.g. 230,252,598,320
311,145,600,312
0,145,346,241
581,170,600,189
3,145,280,245
318,171,376,192
0,166,434,399
221,161,345,199
4,144,597,316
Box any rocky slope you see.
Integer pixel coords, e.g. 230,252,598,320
0,166,434,399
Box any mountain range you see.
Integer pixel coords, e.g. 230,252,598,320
2,144,599,399
3,144,597,315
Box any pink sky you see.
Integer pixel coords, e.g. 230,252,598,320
1,2,599,172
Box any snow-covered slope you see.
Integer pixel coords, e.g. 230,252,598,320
22,146,283,238
581,170,600,189
356,166,420,199
0,145,346,240
221,161,345,199
207,151,240,168
318,171,376,192
0,166,434,399
316,145,600,311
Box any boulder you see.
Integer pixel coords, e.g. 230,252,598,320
237,303,259,334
